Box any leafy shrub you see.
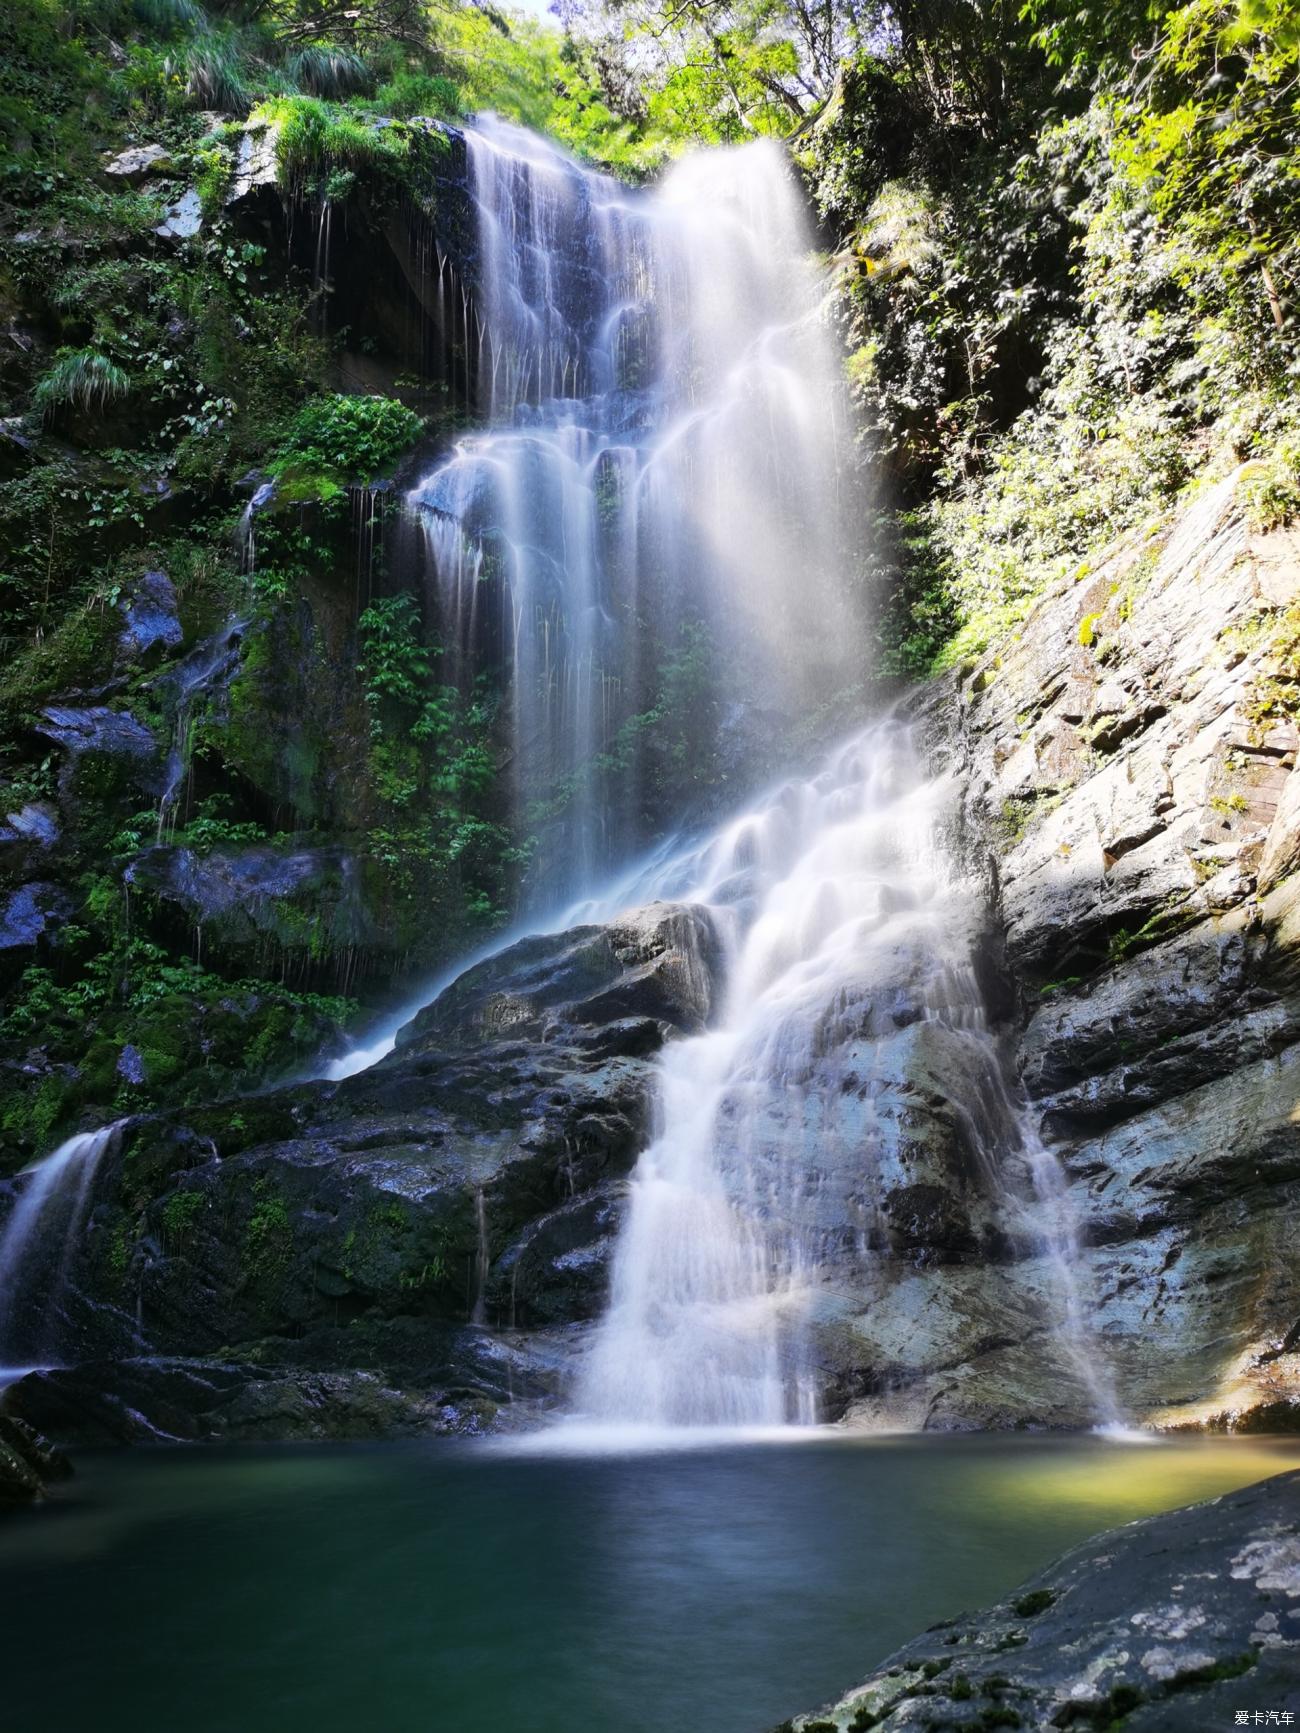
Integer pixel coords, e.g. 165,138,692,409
269,393,423,494
369,69,462,120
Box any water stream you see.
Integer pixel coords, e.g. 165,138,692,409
0,1122,123,1364
409,116,860,903
321,121,1121,1429
575,720,1120,1429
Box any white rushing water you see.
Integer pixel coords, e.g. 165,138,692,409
0,1122,123,1361
318,121,1121,1432
409,116,859,903
575,720,1120,1430
324,118,860,1079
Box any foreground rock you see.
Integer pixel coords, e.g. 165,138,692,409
0,1415,72,1505
775,1469,1300,1730
2,1359,493,1443
1,905,720,1424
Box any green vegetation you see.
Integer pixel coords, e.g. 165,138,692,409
33,349,133,418
1,0,1297,1152
243,1180,293,1282
268,393,423,500
797,0,1300,674
357,591,517,933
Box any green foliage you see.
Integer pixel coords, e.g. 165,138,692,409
271,394,422,490
283,45,373,99
32,350,132,418
0,927,356,1160
824,0,1299,676
359,593,436,709
243,1180,292,1281
160,1187,205,1245
255,95,414,192
356,591,517,931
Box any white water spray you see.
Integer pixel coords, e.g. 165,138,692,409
577,721,1121,1430
410,117,858,902
0,1123,123,1361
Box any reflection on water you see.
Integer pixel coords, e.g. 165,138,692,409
1,1432,1297,1733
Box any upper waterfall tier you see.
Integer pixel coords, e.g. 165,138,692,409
406,118,863,905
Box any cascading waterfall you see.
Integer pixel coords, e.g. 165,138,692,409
576,720,1120,1429
408,117,860,904
325,120,1121,1430
0,1122,123,1366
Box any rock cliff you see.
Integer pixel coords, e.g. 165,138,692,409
5,470,1299,1441
921,469,1300,1430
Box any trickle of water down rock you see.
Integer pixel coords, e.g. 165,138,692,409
0,1123,124,1371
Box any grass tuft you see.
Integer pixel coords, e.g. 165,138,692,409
32,349,131,418
285,45,373,100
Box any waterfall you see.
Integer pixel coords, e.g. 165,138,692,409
409,117,860,905
576,720,1120,1430
339,121,1120,1431
0,1123,122,1365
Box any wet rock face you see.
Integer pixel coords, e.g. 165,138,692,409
775,1469,1300,1732
0,1415,72,1505
126,842,375,962
116,569,182,659
24,905,722,1423
2,1359,488,1444
402,904,722,1052
0,882,73,952
911,469,1300,1430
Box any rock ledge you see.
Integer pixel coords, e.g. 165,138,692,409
774,1469,1300,1730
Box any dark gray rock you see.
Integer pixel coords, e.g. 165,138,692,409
403,902,722,1051
775,1469,1300,1730
42,908,724,1395
117,568,182,658
38,705,157,759
0,882,72,950
125,842,374,955
0,804,59,850
0,1414,72,1505
492,1185,626,1324
2,1358,482,1443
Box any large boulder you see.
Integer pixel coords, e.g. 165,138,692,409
774,1469,1300,1731
23,905,723,1408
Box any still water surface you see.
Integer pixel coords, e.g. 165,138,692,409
3,1430,1298,1732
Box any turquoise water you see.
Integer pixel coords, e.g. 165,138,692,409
3,1431,1298,1732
